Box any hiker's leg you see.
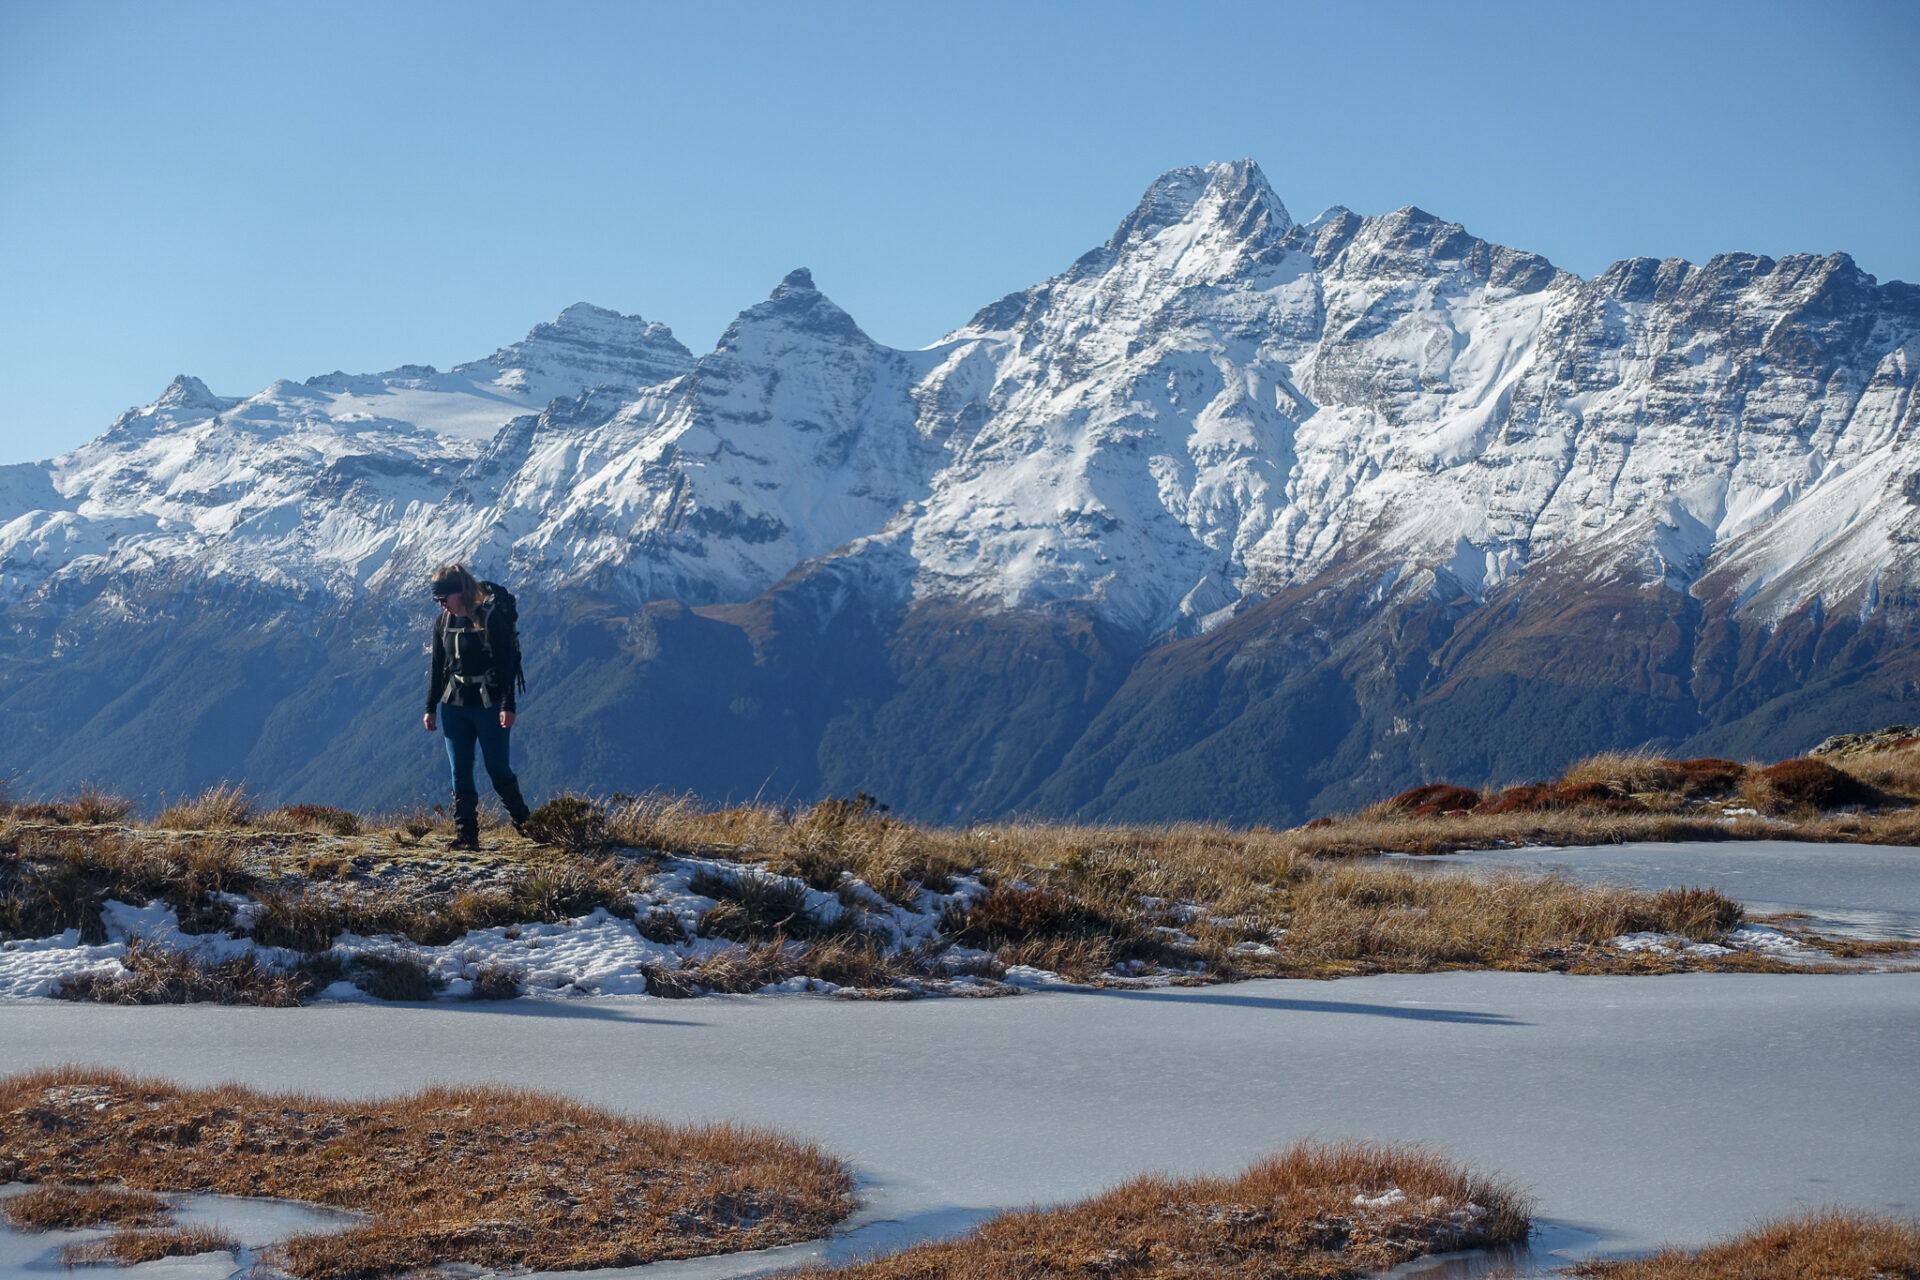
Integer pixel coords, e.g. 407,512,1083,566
440,703,478,794
450,788,480,850
474,715,525,822
495,776,532,830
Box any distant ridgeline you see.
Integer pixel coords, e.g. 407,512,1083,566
2,161,1917,822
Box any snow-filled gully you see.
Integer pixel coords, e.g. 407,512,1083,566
0,841,1915,1279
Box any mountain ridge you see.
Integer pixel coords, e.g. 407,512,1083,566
2,158,1915,819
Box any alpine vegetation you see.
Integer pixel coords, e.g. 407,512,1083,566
5,749,1910,1005
0,1066,857,1279
1568,1210,1920,1280
792,1141,1531,1279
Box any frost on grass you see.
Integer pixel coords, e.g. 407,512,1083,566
3,788,1899,1005
0,1066,855,1280
792,1140,1530,1279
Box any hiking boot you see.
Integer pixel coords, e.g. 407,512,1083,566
450,789,480,851
496,777,532,837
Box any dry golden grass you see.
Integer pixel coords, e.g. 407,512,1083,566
61,1225,240,1266
0,1183,170,1230
1831,744,1920,802
153,781,256,830
1569,1210,1920,1279
260,803,365,836
11,764,1910,995
792,1141,1529,1279
595,800,1791,978
1267,869,1744,975
0,1066,856,1280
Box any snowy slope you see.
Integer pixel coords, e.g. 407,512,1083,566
0,307,693,603
2,160,1915,634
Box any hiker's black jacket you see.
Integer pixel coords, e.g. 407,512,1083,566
426,606,518,713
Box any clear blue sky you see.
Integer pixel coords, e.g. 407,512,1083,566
2,0,1915,464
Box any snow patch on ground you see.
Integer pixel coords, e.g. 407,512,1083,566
0,853,1143,1004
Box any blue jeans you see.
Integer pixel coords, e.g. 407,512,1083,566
440,701,517,796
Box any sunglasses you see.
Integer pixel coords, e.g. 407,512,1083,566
432,589,458,602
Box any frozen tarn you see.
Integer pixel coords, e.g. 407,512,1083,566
1395,839,1920,942
0,1183,361,1280
0,971,1913,1277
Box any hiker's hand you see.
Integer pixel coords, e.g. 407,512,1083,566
423,711,436,732
499,710,515,729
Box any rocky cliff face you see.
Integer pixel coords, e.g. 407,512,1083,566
3,161,1915,818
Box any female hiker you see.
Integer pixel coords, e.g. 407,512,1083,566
422,564,532,850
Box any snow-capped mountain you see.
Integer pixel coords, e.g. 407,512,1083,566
2,161,1915,820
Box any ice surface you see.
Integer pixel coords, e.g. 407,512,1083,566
0,1183,359,1280
0,970,1913,1277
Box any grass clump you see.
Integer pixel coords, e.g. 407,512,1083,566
1272,868,1745,974
1570,1209,1920,1279
795,1140,1528,1279
53,938,316,1007
250,887,342,952
264,803,363,836
1382,783,1483,816
641,941,799,997
639,935,935,997
522,794,610,854
0,1066,856,1280
153,781,255,830
347,952,440,1001
692,867,827,943
609,791,967,908
1746,757,1888,813
61,1225,240,1266
0,1184,170,1230
243,855,646,954
1559,752,1747,799
0,834,253,944
1828,741,1920,801
940,883,1164,979
467,962,524,999
3,785,136,826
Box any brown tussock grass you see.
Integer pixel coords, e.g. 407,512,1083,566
1,832,256,944
153,781,256,831
602,800,1784,978
0,1066,856,1280
0,1183,170,1230
1828,744,1920,803
1569,1209,1920,1279
10,770,1904,995
260,804,364,836
1558,752,1746,798
60,1224,240,1266
1270,869,1742,974
793,1140,1529,1279
54,937,317,1006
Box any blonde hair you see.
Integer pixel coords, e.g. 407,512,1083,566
430,563,488,606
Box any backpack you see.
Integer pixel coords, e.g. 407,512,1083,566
438,580,527,696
